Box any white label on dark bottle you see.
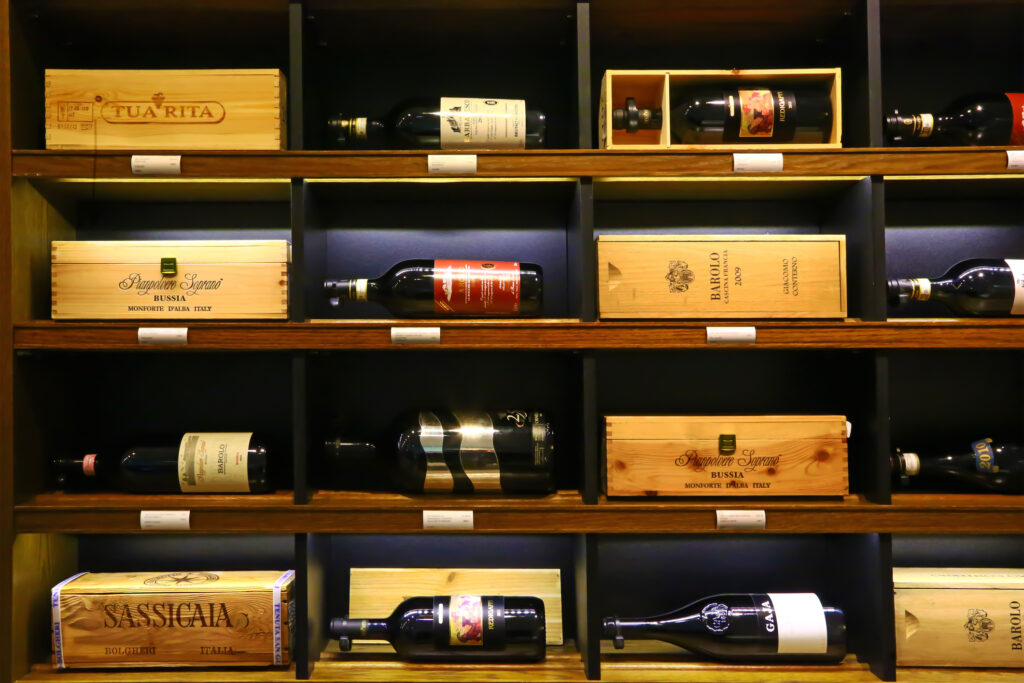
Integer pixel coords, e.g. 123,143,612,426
439,97,526,150
919,113,934,138
767,593,828,654
354,117,368,140
1007,259,1024,314
177,432,251,493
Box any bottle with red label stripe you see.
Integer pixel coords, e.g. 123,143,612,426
324,259,543,317
885,93,1024,145
603,592,847,663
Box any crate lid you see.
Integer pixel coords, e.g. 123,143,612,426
893,567,1024,589
605,415,848,441
55,570,294,595
597,234,846,243
52,240,290,264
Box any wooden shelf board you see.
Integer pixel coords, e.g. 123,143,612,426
12,147,1024,179
13,319,1024,350
20,663,295,682
312,642,585,682
895,668,1024,681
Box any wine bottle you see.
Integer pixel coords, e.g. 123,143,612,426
324,409,555,494
611,86,833,144
330,595,546,662
887,258,1024,316
324,259,543,317
885,93,1024,145
327,97,546,149
604,593,847,663
893,439,1023,494
53,432,272,494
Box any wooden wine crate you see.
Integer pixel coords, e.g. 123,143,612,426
599,68,841,150
51,570,295,669
45,69,286,150
604,415,849,497
349,567,562,645
51,240,290,320
894,567,1024,668
597,234,847,319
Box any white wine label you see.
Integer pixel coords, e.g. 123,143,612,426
1007,259,1024,314
716,509,766,529
919,113,934,137
423,510,474,530
139,509,191,530
138,327,188,345
391,326,441,344
706,326,756,344
439,97,526,149
733,152,783,173
130,154,181,175
1006,150,1024,169
428,154,477,174
51,572,88,669
177,432,252,493
768,593,828,654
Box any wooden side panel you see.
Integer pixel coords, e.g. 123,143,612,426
45,69,285,151
349,568,563,645
12,535,78,681
11,180,76,322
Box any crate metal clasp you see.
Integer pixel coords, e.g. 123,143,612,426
718,434,736,455
160,257,177,277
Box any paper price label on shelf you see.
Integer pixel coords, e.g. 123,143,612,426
391,326,441,345
140,510,191,531
428,154,477,175
130,155,182,175
1007,150,1024,170
423,510,474,530
733,153,784,173
706,326,756,344
716,509,766,530
138,327,188,345
846,421,853,438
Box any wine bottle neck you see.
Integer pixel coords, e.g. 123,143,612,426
324,278,375,306
603,614,696,646
331,618,390,643
886,113,935,139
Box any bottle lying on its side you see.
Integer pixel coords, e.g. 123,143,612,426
324,409,555,494
330,595,547,662
885,92,1024,146
893,438,1023,494
603,592,847,663
888,258,1024,316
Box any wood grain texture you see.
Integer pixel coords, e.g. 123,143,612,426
12,535,77,683
600,649,876,682
21,663,296,682
348,568,562,644
13,148,1024,179
11,180,75,322
1,0,15,679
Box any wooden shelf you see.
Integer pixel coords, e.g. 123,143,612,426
19,664,296,682
12,148,1024,179
13,319,1024,350
16,491,1023,534
312,642,586,682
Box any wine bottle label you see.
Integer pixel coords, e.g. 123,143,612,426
911,278,932,301
420,411,455,492
1007,259,1024,314
437,596,505,647
453,410,502,491
439,97,527,150
353,117,368,140
82,453,97,477
355,278,368,302
433,260,521,314
972,439,998,472
765,593,828,654
1005,93,1024,145
737,89,796,140
177,432,252,493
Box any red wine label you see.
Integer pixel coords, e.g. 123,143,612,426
972,438,997,473
433,260,521,314
82,454,97,477
177,432,251,493
439,97,527,150
1008,259,1024,315
449,596,484,646
738,89,775,137
1006,93,1024,145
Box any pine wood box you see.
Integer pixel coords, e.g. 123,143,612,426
51,570,295,669
597,234,847,319
599,68,841,150
45,69,286,150
51,240,290,320
604,415,849,497
894,567,1024,668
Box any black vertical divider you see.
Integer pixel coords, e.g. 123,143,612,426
581,353,599,504
864,0,884,147
875,533,897,681
568,179,596,323
576,1,592,149
289,0,304,150
574,533,601,680
300,532,330,679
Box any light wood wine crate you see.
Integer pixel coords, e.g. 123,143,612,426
604,415,849,497
45,69,286,150
51,240,290,320
51,570,294,669
349,567,562,645
894,567,1024,668
599,68,841,150
597,234,847,319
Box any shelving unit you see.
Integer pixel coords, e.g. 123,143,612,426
3,1,1023,683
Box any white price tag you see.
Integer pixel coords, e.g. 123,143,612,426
706,326,756,344
423,510,474,530
140,510,190,531
1007,150,1024,169
131,155,182,175
716,509,766,530
733,152,784,173
138,327,188,345
428,154,477,175
391,326,441,345
846,421,853,438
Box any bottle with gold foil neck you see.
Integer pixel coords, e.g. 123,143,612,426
887,258,1024,316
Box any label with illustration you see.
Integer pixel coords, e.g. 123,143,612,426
439,97,526,149
177,432,251,493
433,260,521,314
449,596,485,646
1005,93,1024,146
1007,258,1024,314
734,89,797,140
